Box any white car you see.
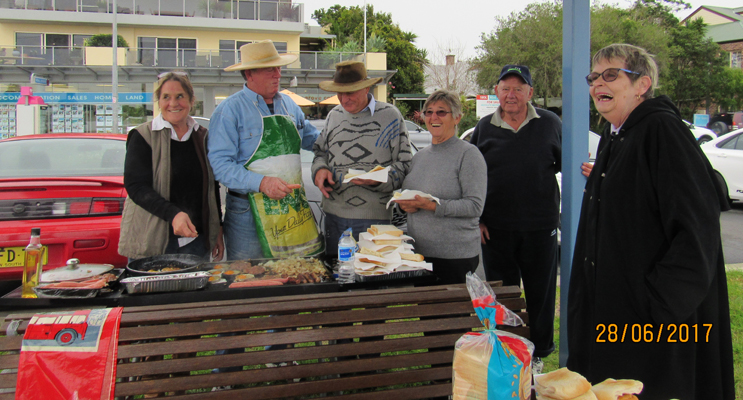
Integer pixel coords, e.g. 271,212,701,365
684,120,716,145
701,128,743,204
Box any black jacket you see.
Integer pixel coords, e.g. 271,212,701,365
471,107,562,231
566,96,734,399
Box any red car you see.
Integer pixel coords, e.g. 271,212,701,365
0,133,128,280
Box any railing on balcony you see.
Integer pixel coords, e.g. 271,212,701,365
0,46,366,70
0,0,303,22
0,45,85,66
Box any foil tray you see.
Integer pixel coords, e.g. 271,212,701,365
354,268,431,283
121,271,210,294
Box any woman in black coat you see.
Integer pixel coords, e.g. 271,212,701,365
567,43,734,399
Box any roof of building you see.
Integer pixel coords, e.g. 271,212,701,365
682,5,743,25
707,21,743,43
682,5,743,44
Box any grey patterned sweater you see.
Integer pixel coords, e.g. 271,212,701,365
311,101,412,220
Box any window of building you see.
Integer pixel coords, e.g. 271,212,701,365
731,51,742,69
15,33,91,64
15,33,43,57
137,36,197,67
219,40,252,67
73,35,92,47
274,42,287,53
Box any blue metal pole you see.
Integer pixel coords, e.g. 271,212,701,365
560,0,591,367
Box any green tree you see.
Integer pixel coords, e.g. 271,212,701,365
474,1,671,110
474,1,563,106
458,97,478,135
84,34,129,48
312,5,426,96
664,18,728,117
713,67,743,113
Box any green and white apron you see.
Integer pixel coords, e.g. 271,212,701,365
244,114,324,258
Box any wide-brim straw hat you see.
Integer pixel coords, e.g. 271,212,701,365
319,60,383,93
224,40,298,72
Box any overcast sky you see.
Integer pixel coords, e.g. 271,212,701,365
302,0,743,61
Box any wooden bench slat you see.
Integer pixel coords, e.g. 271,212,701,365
116,351,455,396
0,354,18,371
1,283,530,399
116,333,464,377
115,300,532,344
336,383,453,400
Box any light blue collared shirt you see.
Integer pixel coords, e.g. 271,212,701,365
207,85,319,194
361,93,376,116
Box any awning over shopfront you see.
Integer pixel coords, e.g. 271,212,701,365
280,89,315,106
319,95,339,105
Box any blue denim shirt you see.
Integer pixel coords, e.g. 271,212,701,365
207,85,319,194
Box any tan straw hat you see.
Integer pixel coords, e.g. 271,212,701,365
224,40,298,72
319,61,383,93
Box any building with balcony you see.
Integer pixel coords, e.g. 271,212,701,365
0,0,395,135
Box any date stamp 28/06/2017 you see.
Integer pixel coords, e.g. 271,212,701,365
595,323,712,343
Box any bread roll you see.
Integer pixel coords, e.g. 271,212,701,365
535,367,591,399
572,390,599,400
591,378,643,400
400,253,424,262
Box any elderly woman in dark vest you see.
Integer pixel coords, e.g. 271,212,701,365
567,43,734,399
119,71,223,261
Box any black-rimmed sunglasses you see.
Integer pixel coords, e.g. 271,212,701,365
585,68,640,86
423,110,453,117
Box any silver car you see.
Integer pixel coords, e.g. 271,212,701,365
405,120,432,148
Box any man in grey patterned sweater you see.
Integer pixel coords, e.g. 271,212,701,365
312,61,412,256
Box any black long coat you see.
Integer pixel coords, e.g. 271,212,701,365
566,96,734,400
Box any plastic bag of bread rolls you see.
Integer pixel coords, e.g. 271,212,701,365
452,273,534,399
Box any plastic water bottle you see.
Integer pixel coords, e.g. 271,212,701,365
337,228,356,284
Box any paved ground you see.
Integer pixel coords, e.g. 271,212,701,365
727,263,743,271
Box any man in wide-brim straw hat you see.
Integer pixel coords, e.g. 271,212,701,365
311,60,412,257
207,40,322,261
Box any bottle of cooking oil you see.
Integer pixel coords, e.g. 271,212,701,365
21,228,42,298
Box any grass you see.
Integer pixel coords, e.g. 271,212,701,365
541,270,743,398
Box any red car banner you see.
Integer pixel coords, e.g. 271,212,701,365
17,307,123,400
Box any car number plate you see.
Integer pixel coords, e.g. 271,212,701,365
0,246,49,268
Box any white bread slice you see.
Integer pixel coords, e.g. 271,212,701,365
369,224,403,237
372,239,402,245
400,253,424,262
591,379,643,400
359,247,385,258
375,245,399,253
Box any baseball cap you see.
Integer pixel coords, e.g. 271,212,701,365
498,65,532,86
